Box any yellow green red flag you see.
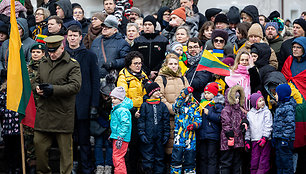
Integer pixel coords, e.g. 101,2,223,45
7,0,36,128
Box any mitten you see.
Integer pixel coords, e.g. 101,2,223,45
257,137,267,147
186,124,194,131
245,140,251,152
116,137,124,149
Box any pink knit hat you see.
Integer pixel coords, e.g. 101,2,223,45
110,86,126,101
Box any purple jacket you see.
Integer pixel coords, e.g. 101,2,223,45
220,85,247,151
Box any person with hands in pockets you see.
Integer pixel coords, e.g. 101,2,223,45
138,82,170,174
170,86,202,174
109,87,133,174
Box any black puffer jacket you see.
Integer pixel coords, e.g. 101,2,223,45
132,32,168,75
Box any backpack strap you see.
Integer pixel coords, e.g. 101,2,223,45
180,76,185,86
160,75,185,88
123,69,131,88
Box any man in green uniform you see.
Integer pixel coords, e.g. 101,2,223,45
32,35,82,174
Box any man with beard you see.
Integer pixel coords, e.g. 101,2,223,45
128,7,141,23
185,37,212,101
265,22,283,56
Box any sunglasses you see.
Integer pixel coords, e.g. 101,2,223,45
214,39,225,44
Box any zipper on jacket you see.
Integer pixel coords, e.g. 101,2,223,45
149,42,152,69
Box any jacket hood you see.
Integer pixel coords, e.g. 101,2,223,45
227,6,240,24
292,37,306,58
241,5,259,23
263,71,287,99
114,97,133,110
251,43,271,68
213,93,225,104
55,0,73,18
157,7,171,24
225,85,245,107
17,18,29,40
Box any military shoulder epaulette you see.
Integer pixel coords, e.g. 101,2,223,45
70,58,77,62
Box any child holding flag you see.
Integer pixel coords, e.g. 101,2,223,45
197,82,224,174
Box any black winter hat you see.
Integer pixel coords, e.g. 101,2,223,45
227,6,240,24
143,15,157,29
215,14,229,25
293,18,306,34
211,29,229,44
251,43,271,68
205,8,222,21
268,10,280,21
241,5,259,22
0,21,8,36
145,82,160,97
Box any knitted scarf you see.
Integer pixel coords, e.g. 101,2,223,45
83,24,102,49
186,50,203,66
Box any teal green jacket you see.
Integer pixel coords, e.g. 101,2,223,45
110,97,133,142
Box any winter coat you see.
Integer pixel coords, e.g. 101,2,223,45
138,99,170,142
268,34,283,56
272,97,296,141
233,38,247,55
197,93,225,141
245,106,273,141
117,68,148,108
225,28,237,45
192,4,206,30
79,18,91,37
205,40,234,60
110,97,133,142
30,17,49,40
155,66,189,115
55,0,82,29
162,22,198,43
185,64,212,102
278,37,294,71
0,90,20,135
132,32,168,75
220,85,247,151
90,32,130,78
65,44,100,120
41,0,57,16
32,51,82,133
0,18,36,70
237,40,278,69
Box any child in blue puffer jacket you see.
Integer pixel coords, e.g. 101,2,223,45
273,84,296,174
109,87,133,174
197,82,224,174
138,82,170,174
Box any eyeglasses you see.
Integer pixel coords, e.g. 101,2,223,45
35,13,44,16
213,39,225,44
188,45,200,49
163,13,170,16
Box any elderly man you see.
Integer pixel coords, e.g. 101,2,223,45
125,23,140,45
33,35,82,174
90,15,130,79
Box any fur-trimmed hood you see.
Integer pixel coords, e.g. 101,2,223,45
225,85,245,107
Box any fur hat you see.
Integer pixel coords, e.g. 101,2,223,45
276,84,291,102
293,18,306,35
215,14,229,25
265,22,279,32
227,85,245,107
211,29,229,44
110,86,126,101
204,82,219,96
143,15,157,29
145,82,160,97
205,8,222,21
249,91,264,109
248,23,263,39
171,7,186,21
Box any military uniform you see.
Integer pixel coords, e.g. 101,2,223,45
32,36,82,174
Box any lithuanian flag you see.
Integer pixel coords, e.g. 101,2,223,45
196,50,230,76
7,0,36,128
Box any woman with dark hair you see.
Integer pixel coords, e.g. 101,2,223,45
198,21,214,46
233,22,251,55
117,51,148,174
157,7,171,31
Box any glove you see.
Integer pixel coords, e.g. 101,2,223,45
257,137,267,147
228,137,234,146
186,124,194,131
240,123,248,134
281,139,288,147
162,136,168,145
90,107,98,119
182,86,194,97
225,130,234,140
103,61,116,70
39,83,53,97
140,135,149,144
116,137,124,149
245,140,251,152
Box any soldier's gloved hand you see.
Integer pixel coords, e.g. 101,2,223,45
39,83,53,97
116,137,124,149
90,107,98,119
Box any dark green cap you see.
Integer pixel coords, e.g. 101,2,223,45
44,35,64,52
30,43,46,52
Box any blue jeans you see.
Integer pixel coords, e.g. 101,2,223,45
275,139,294,174
94,133,113,166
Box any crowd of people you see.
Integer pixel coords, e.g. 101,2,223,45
0,0,305,174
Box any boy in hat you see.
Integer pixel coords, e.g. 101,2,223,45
197,82,225,174
138,82,170,173
273,84,296,174
170,86,202,173
109,86,133,174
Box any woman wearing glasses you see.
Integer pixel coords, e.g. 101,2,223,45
72,3,90,37
30,7,50,40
